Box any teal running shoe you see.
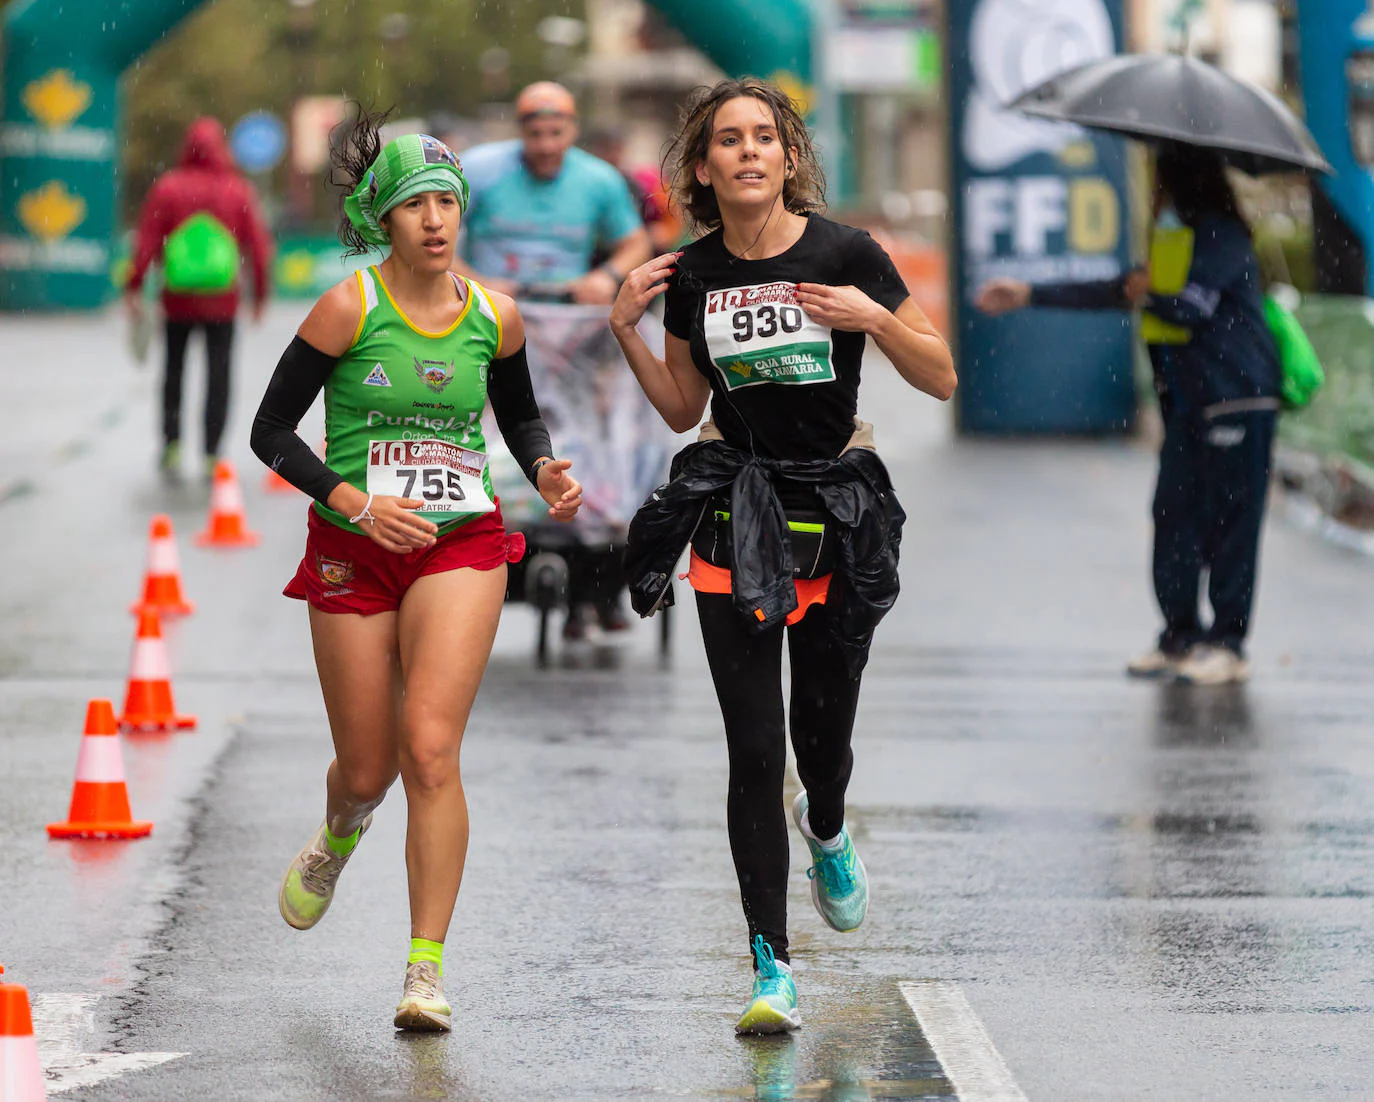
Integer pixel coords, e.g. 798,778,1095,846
735,935,801,1035
792,791,868,932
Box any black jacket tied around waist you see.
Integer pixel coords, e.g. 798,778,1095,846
623,439,906,679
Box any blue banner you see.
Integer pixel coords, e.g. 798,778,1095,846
947,0,1135,433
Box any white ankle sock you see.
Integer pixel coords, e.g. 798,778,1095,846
802,809,843,850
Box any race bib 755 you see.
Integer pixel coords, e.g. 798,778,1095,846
366,439,495,516
703,281,834,391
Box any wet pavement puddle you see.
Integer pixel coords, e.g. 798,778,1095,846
694,978,971,1101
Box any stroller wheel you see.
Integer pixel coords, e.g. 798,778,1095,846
525,552,569,667
525,552,569,611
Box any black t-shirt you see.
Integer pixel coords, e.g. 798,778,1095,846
663,213,910,461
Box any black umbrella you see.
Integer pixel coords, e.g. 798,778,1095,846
1010,54,1331,175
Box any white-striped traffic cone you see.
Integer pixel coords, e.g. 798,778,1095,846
46,700,153,840
131,514,194,617
0,964,46,1101
195,460,259,547
117,612,196,734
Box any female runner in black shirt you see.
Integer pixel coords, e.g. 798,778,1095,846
610,78,956,1033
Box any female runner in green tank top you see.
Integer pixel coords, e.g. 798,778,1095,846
251,114,582,1032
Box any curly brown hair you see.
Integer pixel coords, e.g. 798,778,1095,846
664,78,826,234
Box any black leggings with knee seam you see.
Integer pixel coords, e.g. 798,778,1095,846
696,592,862,965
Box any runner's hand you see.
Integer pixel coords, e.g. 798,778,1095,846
570,267,619,305
795,283,886,333
974,278,1032,316
610,252,680,332
361,495,439,554
1123,267,1150,305
536,458,582,522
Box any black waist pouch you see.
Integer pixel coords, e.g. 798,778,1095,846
691,500,840,580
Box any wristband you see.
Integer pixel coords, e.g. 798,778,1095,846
349,493,376,525
531,457,555,482
598,262,623,285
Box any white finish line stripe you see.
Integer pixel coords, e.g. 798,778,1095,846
900,981,1028,1102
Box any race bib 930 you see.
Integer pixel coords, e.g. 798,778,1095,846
703,281,835,391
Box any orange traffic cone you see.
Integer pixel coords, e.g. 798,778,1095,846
47,700,153,839
0,965,46,1101
118,612,196,734
130,514,194,617
262,466,297,494
195,461,259,547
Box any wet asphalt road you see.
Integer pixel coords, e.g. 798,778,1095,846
2,305,1373,1100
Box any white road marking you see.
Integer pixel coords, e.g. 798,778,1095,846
31,994,185,1096
900,981,1028,1102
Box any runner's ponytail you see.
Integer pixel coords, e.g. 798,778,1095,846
330,104,393,256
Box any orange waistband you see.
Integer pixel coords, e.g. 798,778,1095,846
686,550,831,626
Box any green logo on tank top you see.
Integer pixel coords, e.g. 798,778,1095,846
414,356,455,393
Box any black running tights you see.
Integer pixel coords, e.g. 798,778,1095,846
163,319,234,457
696,592,862,965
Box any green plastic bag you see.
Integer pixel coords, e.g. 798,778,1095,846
163,212,240,294
1262,293,1325,410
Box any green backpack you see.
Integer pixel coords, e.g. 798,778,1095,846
1262,294,1324,411
163,212,240,294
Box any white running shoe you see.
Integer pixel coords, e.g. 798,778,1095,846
277,815,372,931
1175,645,1250,685
394,961,452,1032
1126,647,1186,679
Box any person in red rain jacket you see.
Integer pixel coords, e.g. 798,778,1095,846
126,116,274,480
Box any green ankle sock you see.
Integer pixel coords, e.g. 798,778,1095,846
324,824,361,857
409,938,444,977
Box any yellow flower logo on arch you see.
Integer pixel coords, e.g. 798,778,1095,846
18,182,87,241
278,250,318,292
23,70,92,130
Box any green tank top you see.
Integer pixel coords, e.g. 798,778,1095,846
316,266,504,535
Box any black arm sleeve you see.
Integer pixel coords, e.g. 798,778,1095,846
487,342,554,487
1029,278,1129,310
249,336,345,506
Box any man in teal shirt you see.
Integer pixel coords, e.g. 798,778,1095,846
456,82,653,639
454,82,651,304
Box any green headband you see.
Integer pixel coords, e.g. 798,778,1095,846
344,133,470,247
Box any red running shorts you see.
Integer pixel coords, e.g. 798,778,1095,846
284,504,526,615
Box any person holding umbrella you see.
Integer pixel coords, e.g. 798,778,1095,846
976,55,1330,685
978,141,1279,684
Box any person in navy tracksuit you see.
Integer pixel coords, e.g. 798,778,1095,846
976,142,1281,685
